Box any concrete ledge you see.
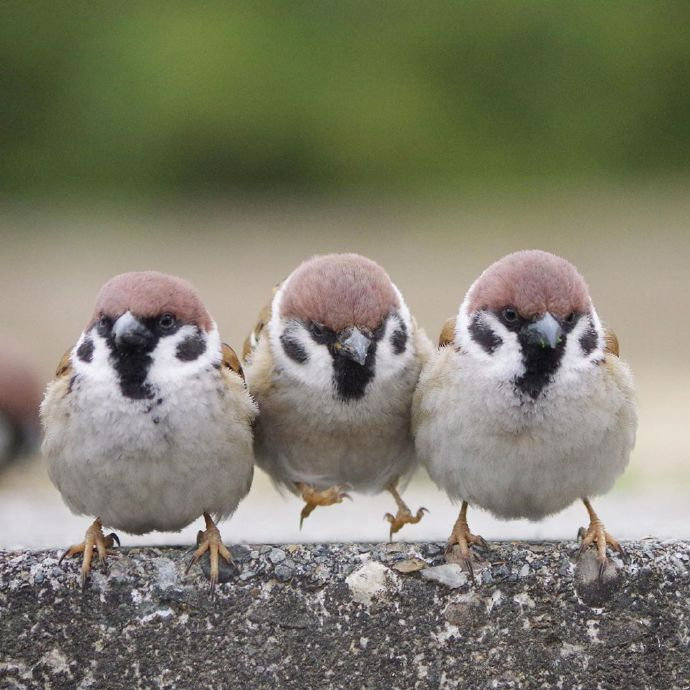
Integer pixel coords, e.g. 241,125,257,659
1,540,689,689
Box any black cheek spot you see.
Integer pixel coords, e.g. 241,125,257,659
76,338,94,363
469,314,503,354
176,331,207,362
280,334,308,364
391,322,408,355
579,324,598,356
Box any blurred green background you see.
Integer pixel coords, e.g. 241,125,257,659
1,2,689,545
1,1,689,198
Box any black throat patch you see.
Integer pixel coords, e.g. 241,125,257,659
514,336,567,400
109,348,156,400
100,320,158,400
330,318,389,401
331,341,377,401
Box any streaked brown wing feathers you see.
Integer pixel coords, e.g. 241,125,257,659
604,326,620,357
438,317,456,348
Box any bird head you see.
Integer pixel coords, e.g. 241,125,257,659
456,250,605,399
270,253,415,401
74,271,219,400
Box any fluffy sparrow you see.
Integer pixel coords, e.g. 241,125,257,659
0,339,41,470
413,250,637,575
243,253,432,538
41,271,256,591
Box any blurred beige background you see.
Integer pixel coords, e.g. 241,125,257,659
1,3,689,547
1,181,689,547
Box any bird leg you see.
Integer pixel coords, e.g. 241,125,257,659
185,512,234,597
578,498,624,579
58,518,120,588
296,482,351,529
383,482,427,542
446,501,488,578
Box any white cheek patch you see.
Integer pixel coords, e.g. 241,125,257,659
270,319,334,390
71,329,119,388
456,301,525,381
147,325,220,389
374,310,415,383
559,312,604,382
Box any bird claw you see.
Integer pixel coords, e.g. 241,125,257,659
296,483,351,529
186,513,233,598
384,505,428,542
577,507,623,579
463,557,475,582
59,519,120,588
444,543,476,581
446,505,486,578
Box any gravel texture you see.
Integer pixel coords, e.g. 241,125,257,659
1,540,688,689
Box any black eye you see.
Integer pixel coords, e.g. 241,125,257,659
308,321,335,344
158,313,176,330
310,322,326,337
565,312,576,324
501,307,518,324
98,315,112,330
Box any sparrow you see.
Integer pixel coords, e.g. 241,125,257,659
41,271,256,591
243,253,433,539
0,339,42,471
413,250,637,576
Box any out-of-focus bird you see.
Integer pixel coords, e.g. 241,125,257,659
41,271,256,591
0,339,42,470
243,253,432,539
413,250,637,575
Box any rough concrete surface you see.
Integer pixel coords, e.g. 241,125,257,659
0,540,688,689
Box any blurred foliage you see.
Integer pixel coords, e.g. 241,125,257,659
1,1,688,197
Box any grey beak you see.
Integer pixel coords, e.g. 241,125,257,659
525,313,563,349
113,312,154,350
338,328,371,366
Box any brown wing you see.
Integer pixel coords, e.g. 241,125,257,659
438,317,456,348
242,301,271,362
221,343,244,381
55,348,73,379
603,326,620,357
242,282,281,362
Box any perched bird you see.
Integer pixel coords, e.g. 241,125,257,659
413,250,637,575
243,253,432,538
41,271,256,591
0,339,42,470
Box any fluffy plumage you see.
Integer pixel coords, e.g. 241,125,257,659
414,340,636,520
244,253,432,535
41,271,256,588
413,250,637,567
